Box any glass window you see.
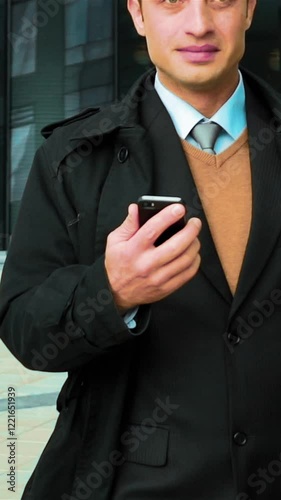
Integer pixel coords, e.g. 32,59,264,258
10,0,37,77
8,0,115,232
243,0,281,92
117,0,152,98
65,0,114,114
65,0,88,51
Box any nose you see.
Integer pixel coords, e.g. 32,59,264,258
184,1,214,38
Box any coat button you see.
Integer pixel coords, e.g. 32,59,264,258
227,332,241,346
117,146,129,163
233,432,247,446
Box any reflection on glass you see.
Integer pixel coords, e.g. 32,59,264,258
64,0,114,114
11,0,36,77
65,0,113,65
65,0,88,49
64,92,81,118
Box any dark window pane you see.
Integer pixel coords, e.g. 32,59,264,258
243,0,281,92
10,0,36,77
64,0,114,111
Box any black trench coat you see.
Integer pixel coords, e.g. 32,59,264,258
1,68,281,499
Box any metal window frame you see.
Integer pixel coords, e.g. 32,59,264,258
0,0,11,251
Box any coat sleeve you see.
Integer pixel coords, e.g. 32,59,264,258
0,141,150,372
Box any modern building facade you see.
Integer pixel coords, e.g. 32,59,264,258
0,0,280,261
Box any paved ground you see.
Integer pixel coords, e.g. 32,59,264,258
0,340,66,499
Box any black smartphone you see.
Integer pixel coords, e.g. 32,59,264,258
137,195,187,246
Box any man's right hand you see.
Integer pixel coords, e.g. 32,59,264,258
104,203,202,313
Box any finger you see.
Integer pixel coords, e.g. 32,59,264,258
133,203,187,249
158,253,201,297
108,204,139,244
149,238,201,288
152,217,202,267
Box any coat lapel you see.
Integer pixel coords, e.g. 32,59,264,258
229,79,281,319
140,80,233,305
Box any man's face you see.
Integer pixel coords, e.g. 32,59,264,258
127,0,257,97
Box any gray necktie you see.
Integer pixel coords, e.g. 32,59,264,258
190,122,221,155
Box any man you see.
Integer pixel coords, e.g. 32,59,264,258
1,0,281,498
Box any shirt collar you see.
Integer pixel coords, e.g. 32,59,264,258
154,71,246,140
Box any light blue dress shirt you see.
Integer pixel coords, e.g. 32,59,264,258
154,71,247,153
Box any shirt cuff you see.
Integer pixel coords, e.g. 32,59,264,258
123,307,139,330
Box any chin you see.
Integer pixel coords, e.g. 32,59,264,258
183,65,233,89
180,75,219,92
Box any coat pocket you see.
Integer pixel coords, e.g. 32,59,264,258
120,423,169,467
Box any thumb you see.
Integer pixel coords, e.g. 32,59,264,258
112,204,140,243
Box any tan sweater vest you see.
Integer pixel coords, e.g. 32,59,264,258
181,128,251,295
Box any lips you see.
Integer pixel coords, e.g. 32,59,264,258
178,44,219,53
177,44,219,63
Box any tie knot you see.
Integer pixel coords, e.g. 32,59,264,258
190,121,221,154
